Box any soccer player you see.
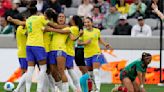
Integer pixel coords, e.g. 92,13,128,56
112,52,152,92
65,15,83,92
48,13,70,92
13,15,27,92
78,17,113,92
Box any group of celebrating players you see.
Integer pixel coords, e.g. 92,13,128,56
6,2,164,92
8,3,113,92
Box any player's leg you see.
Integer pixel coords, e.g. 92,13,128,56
26,46,35,92
66,55,81,92
132,80,140,92
32,46,47,92
49,51,62,91
14,58,27,92
122,78,134,92
56,51,68,92
92,55,102,92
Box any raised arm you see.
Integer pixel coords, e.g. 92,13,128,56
47,22,68,29
44,26,70,34
69,30,83,41
7,16,26,26
152,3,164,20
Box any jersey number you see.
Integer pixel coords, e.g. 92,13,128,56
28,22,32,33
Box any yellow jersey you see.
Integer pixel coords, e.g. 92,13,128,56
43,32,52,52
66,26,79,56
81,28,101,58
50,27,69,52
26,15,48,47
16,26,27,58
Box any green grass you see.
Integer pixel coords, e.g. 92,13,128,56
1,82,164,92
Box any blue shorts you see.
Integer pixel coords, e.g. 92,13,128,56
49,50,67,64
66,55,74,68
85,54,107,67
26,46,47,62
19,58,28,69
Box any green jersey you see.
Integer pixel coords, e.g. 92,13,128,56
123,59,147,81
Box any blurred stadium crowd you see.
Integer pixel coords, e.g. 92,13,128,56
0,0,163,36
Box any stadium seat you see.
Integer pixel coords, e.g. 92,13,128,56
152,30,160,36
101,29,114,36
71,0,81,8
127,18,138,26
144,18,159,30
64,8,78,17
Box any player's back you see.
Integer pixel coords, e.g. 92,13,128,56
26,15,48,47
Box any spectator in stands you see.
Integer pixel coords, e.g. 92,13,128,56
0,1,5,17
96,0,110,14
13,0,27,13
131,16,152,37
77,0,93,17
47,0,62,13
116,0,130,16
113,15,132,35
0,17,14,34
145,0,159,18
1,0,12,10
36,0,49,13
59,0,72,8
128,0,147,18
106,0,116,6
92,5,104,30
102,5,120,30
151,3,164,20
4,2,19,19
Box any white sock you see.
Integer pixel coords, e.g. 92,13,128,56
62,82,69,92
14,73,26,92
43,74,49,92
48,74,56,92
37,64,47,92
56,80,62,91
68,69,81,91
26,66,34,92
93,69,101,91
68,78,76,92
19,82,25,92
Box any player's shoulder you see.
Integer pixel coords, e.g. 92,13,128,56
70,26,78,30
93,28,101,33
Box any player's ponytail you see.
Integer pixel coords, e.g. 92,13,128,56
44,8,58,22
72,15,83,31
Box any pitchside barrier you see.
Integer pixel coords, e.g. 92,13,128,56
0,35,164,84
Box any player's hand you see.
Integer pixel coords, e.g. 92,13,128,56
7,16,12,22
140,88,146,92
151,3,158,10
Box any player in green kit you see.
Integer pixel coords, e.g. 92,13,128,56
112,52,152,92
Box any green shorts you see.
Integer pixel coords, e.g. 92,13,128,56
120,70,135,82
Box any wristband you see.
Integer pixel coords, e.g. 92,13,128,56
140,84,144,88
